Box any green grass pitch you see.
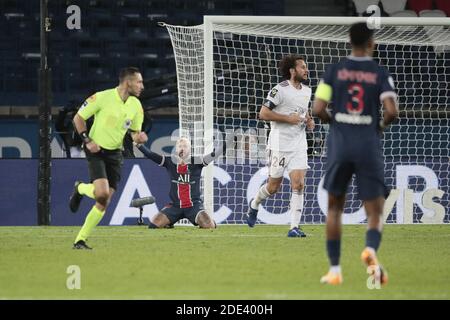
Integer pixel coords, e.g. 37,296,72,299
0,225,449,299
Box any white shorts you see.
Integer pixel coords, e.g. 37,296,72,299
267,149,310,178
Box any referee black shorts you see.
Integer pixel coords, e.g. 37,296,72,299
85,147,123,190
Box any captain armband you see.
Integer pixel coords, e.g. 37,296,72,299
315,81,332,103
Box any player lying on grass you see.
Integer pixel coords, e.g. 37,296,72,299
136,137,227,229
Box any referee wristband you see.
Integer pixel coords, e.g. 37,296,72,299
80,131,91,144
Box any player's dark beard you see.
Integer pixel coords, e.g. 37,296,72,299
295,73,305,83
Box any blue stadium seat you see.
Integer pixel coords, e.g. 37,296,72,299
104,41,130,59
146,13,169,24
133,40,158,56
121,13,146,30
143,0,170,15
68,28,91,41
115,0,144,15
128,28,149,41
88,0,114,10
174,11,202,25
96,27,123,41
256,0,284,15
68,77,93,93
1,0,20,11
144,67,167,79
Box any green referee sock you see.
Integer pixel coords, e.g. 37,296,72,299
74,205,105,243
78,183,95,199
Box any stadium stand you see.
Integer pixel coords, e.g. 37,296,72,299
420,9,447,18
407,0,433,14
0,0,447,110
352,0,380,16
0,0,284,108
380,0,407,16
390,9,418,17
436,0,450,16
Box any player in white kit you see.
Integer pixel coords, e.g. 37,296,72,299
246,54,315,237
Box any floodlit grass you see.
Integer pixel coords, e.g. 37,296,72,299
0,225,449,299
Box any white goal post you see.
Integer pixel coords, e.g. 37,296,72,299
164,16,450,225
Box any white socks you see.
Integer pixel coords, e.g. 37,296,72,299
251,186,304,230
251,184,271,210
330,265,342,274
289,190,304,229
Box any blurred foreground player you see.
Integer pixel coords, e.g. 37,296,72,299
313,22,398,285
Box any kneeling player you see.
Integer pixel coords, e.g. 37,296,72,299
137,137,218,229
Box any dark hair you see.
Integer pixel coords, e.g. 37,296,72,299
119,67,141,82
349,22,374,48
279,54,304,80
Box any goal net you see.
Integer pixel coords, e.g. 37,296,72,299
164,16,450,225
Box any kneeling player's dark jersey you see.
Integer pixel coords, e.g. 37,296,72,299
138,145,216,208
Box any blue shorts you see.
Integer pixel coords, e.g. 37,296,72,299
323,157,389,201
160,202,205,226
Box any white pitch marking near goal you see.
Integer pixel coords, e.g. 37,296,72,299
162,16,450,225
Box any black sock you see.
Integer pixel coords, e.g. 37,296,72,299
366,229,382,251
327,239,341,266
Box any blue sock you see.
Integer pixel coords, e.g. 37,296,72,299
366,229,382,251
327,239,341,266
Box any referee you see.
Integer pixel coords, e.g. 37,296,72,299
69,67,148,249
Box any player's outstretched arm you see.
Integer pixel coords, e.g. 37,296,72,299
201,149,217,166
135,143,165,165
202,134,234,165
131,131,148,144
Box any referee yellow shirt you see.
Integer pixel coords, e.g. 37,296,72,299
78,88,144,150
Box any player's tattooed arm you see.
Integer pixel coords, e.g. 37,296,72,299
134,143,165,166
